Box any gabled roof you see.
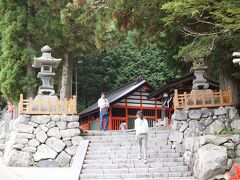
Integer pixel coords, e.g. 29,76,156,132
148,72,219,99
79,76,154,117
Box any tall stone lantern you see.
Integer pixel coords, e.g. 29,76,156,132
32,45,61,99
190,65,212,101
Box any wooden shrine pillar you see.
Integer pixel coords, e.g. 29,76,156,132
109,107,112,130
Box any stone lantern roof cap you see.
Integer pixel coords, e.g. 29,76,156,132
41,45,52,52
32,45,62,68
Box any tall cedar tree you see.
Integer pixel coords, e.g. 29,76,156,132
0,0,96,101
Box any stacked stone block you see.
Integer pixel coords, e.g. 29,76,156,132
169,106,240,179
183,135,240,180
169,106,240,146
4,114,83,167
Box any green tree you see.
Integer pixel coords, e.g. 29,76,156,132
78,37,188,110
102,37,184,88
74,0,240,106
0,1,38,101
162,0,240,105
0,0,96,102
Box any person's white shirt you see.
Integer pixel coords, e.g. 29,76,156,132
98,98,109,111
135,118,148,135
119,122,127,131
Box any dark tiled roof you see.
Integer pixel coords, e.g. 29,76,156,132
148,72,219,99
79,76,153,116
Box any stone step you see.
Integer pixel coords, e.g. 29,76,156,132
87,136,169,142
82,161,185,169
124,178,195,180
80,171,192,179
85,152,181,160
86,149,178,155
83,132,170,140
80,128,192,180
82,129,170,136
83,133,170,139
87,145,174,151
81,166,189,174
80,177,195,180
87,141,170,147
83,157,184,164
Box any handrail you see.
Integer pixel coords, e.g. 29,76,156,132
18,94,77,115
174,89,233,109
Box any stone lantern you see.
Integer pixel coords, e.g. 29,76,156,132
233,52,240,66
32,45,61,97
192,65,209,90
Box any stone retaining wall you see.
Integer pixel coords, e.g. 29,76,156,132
183,135,240,180
3,114,83,167
169,106,240,179
169,106,240,147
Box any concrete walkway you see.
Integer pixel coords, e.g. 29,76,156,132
0,166,73,180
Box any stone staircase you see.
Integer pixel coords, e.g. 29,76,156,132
80,128,195,180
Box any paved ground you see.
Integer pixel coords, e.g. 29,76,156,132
0,157,73,180
0,166,73,180
0,140,88,180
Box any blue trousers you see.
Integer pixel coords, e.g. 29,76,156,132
100,112,109,131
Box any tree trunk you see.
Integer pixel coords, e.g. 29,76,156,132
219,67,239,106
26,1,35,99
60,52,72,99
26,63,35,98
26,35,34,98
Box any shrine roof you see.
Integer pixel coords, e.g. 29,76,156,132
79,76,154,117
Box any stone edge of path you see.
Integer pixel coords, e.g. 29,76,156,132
71,140,89,180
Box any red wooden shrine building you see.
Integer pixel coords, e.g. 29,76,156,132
79,77,173,131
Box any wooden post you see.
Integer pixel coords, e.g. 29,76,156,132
228,89,233,105
125,98,128,129
19,94,23,114
193,92,197,107
211,92,214,105
29,97,33,114
64,98,68,114
220,89,223,105
109,107,112,130
38,99,42,114
184,92,188,108
154,98,158,123
174,89,179,110
202,93,206,107
47,98,50,113
140,89,143,110
73,95,77,114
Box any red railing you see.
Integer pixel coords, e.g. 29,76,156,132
112,117,123,130
80,106,174,131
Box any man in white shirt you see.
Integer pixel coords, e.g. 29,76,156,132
98,92,110,131
135,111,148,163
